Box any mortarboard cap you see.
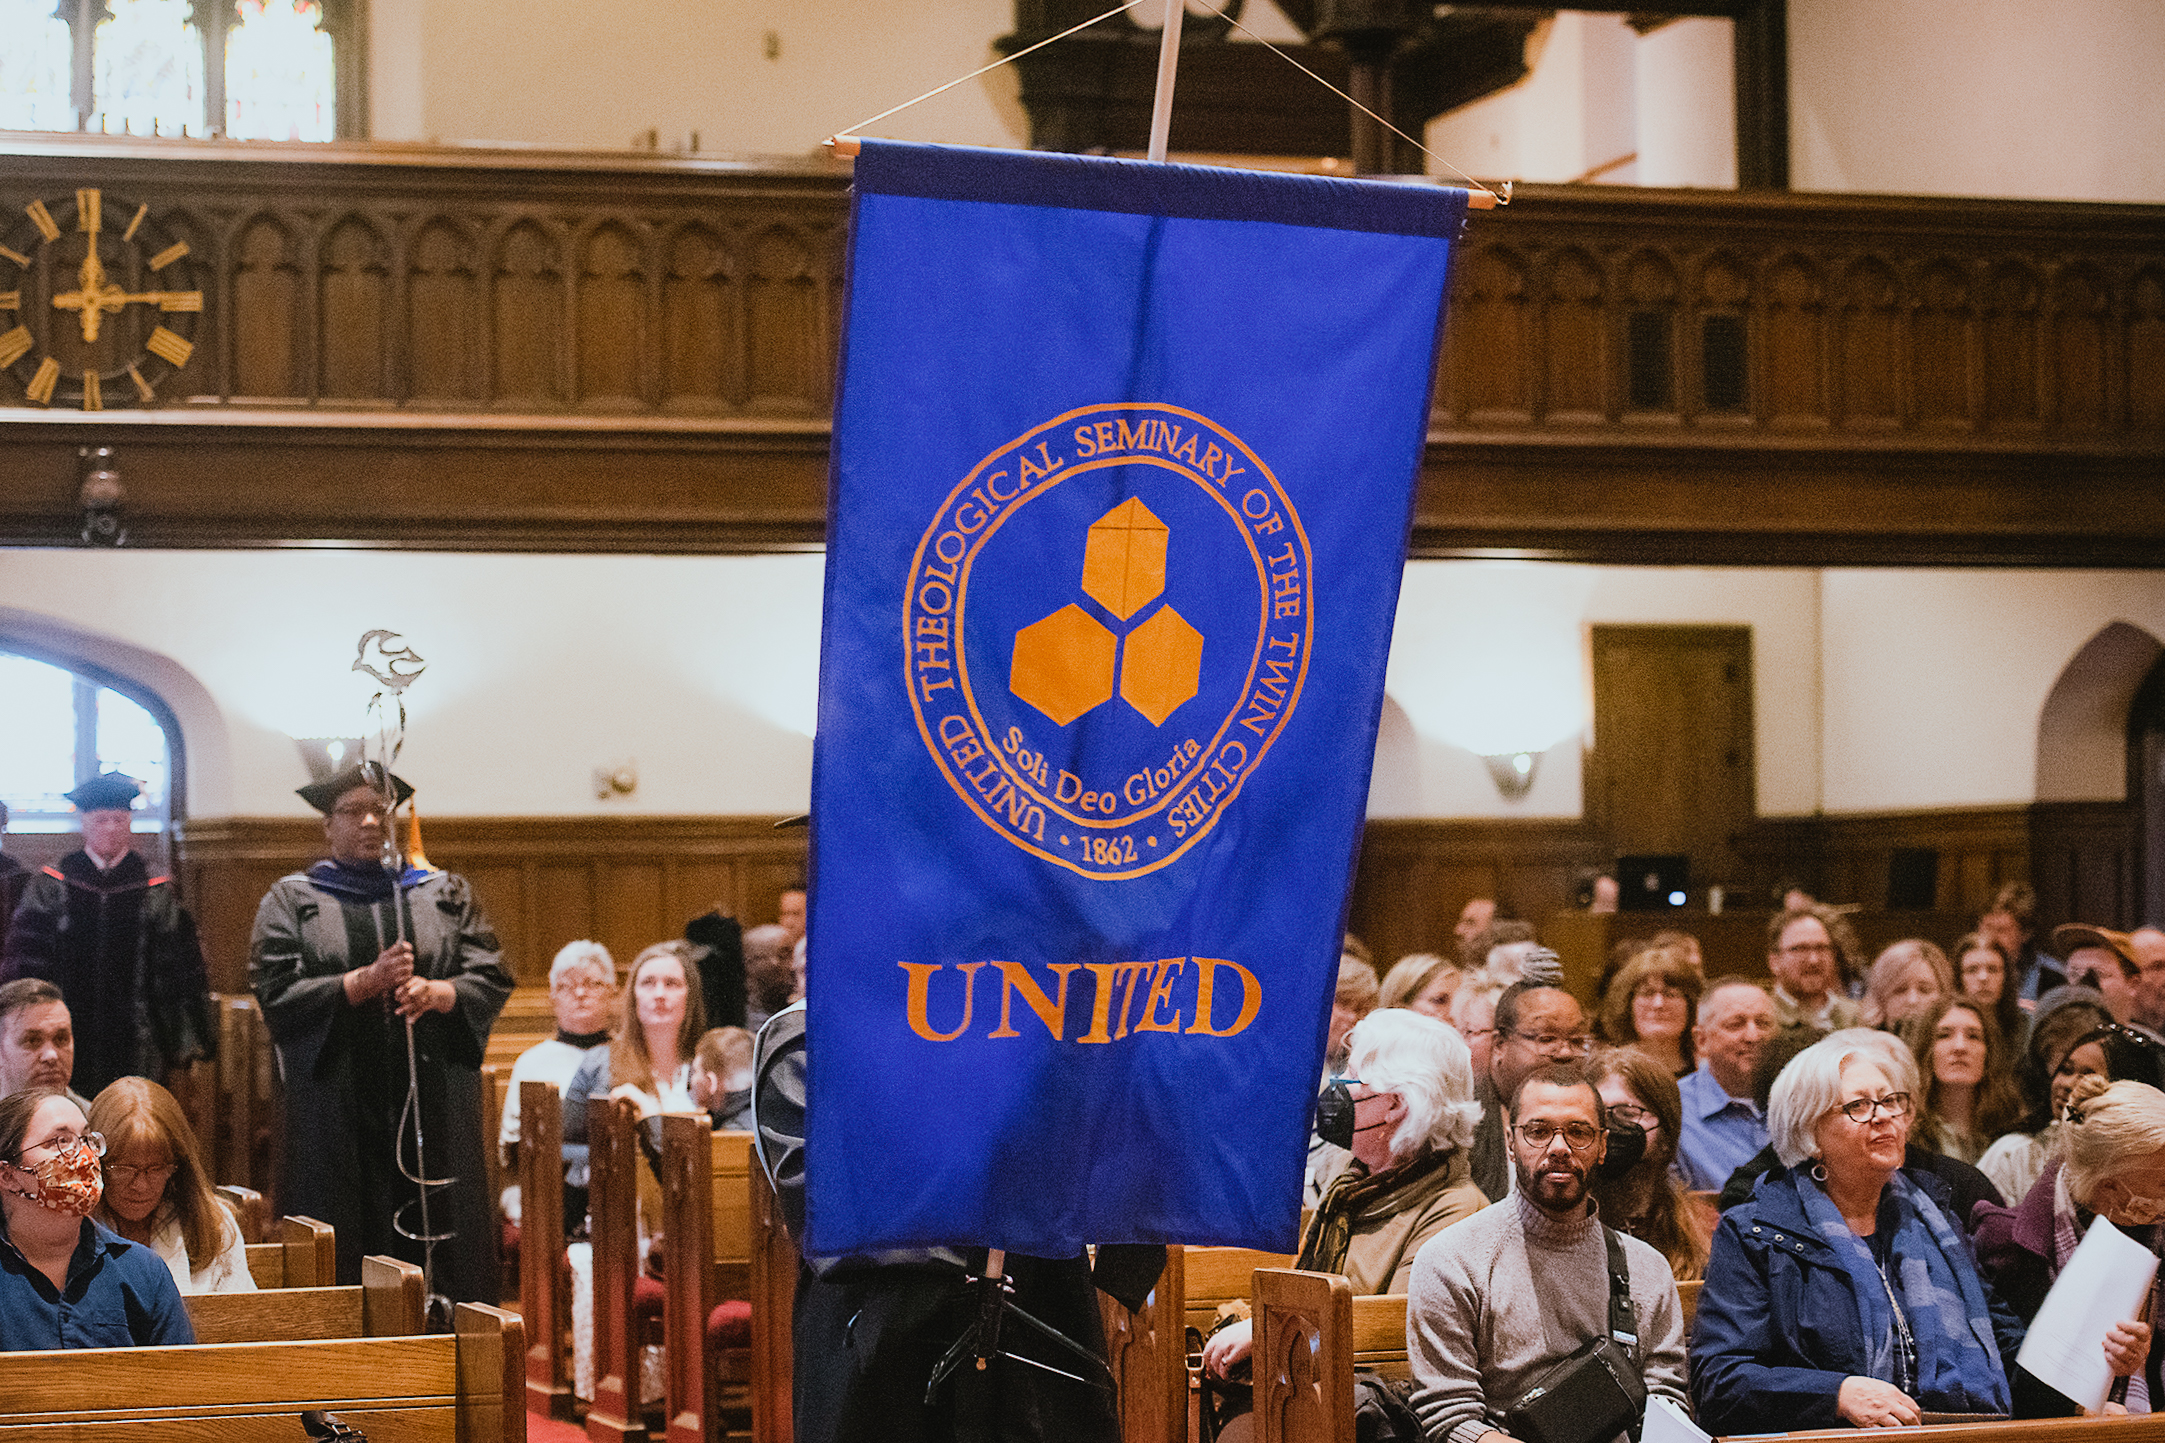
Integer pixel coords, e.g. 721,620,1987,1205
65,773,143,812
297,761,414,815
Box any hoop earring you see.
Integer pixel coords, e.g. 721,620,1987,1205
1810,1162,1828,1182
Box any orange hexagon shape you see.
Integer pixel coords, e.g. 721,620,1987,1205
1120,605,1203,726
1010,604,1116,725
1079,498,1168,622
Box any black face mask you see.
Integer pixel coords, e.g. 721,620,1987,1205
1315,1075,1358,1151
1594,1117,1647,1180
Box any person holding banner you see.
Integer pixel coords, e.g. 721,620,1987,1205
1973,1070,2165,1411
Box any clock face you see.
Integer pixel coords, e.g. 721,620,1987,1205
0,189,204,411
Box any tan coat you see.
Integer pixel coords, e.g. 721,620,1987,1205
1303,1145,1488,1295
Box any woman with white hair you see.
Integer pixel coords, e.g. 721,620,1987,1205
1691,1032,2025,1434
1205,1009,1487,1385
497,940,616,1225
1975,1068,2165,1412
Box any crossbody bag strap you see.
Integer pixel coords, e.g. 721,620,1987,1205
1602,1225,1638,1355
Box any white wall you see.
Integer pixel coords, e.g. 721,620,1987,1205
1789,0,2165,203
7,551,2158,824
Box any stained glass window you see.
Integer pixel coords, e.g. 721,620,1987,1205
0,0,344,139
94,0,206,137
227,0,334,141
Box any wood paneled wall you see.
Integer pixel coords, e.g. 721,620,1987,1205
175,815,807,995
0,145,2159,563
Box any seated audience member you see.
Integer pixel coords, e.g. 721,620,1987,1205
1600,947,1700,1078
1690,1034,2025,1435
499,940,615,1225
1327,954,1379,1072
1956,931,2028,1053
1205,1010,1487,1401
1379,952,1461,1021
2057,924,2148,1028
0,978,87,1108
2136,927,2165,1036
1468,978,1592,1201
1902,996,2023,1167
741,924,797,1035
775,881,806,949
1768,905,1862,1033
1718,1029,2005,1225
1863,939,1953,1030
1590,1047,1709,1279
1408,1061,1688,1443
563,941,705,1188
690,1026,754,1131
1674,978,1776,1192
1479,937,1556,990
1978,988,2114,1205
1648,929,1706,979
86,1077,253,1294
1453,898,1497,957
1460,918,1536,975
1450,974,1506,1079
1981,883,2063,1006
1342,933,1374,966
1974,1075,2165,1412
0,1087,193,1348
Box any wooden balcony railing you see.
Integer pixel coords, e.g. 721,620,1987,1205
0,138,2158,563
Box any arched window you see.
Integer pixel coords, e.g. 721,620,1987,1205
0,647,181,870
0,0,356,140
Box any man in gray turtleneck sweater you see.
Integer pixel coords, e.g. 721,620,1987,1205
1408,1061,1688,1443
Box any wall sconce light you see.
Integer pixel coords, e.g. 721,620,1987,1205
79,446,126,547
294,736,364,782
1482,750,1539,800
593,761,638,800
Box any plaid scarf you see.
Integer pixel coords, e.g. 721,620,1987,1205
1297,1147,1455,1276
1796,1169,2012,1414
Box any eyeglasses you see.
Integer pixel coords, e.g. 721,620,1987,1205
1835,1092,1912,1124
552,980,611,997
1508,1031,1595,1056
1605,1101,1659,1129
22,1129,104,1160
1515,1120,1602,1151
331,804,386,820
105,1161,178,1187
1780,942,1837,958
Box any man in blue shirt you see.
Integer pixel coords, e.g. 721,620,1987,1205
1674,978,1777,1193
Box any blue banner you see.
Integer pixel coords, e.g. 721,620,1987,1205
805,140,1466,1257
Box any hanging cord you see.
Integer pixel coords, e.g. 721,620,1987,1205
824,1,1509,208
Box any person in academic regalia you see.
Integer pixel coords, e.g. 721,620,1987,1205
0,802,34,960
248,762,512,1307
0,775,213,1101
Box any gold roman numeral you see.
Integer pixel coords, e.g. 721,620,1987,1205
76,189,100,233
158,291,203,312
26,356,60,404
0,291,18,311
146,325,193,367
82,369,101,410
0,244,28,268
122,203,149,242
25,200,59,243
127,363,155,402
148,241,190,272
0,326,31,367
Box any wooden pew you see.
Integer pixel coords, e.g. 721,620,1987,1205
658,1118,756,1443
216,1182,269,1244
1097,1244,1297,1443
244,1214,338,1289
587,1093,647,1443
746,1158,795,1443
0,1301,525,1443
520,1078,576,1419
187,1254,426,1342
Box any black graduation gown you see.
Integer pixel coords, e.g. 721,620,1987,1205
0,849,213,1098
752,1002,1165,1443
0,854,32,965
249,861,512,1305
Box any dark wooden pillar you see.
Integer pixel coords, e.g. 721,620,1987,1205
1733,0,1790,188
1314,0,1424,173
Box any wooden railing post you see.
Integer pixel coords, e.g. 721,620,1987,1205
587,1096,646,1443
520,1079,573,1419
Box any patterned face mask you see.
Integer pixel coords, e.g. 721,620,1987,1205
18,1140,104,1218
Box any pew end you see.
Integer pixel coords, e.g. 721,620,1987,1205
1254,1267,1354,1443
216,1182,269,1244
242,1214,337,1289
517,1077,574,1420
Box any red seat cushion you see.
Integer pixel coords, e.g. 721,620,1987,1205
632,1274,667,1318
707,1299,752,1349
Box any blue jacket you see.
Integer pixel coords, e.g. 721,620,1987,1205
1689,1165,2026,1435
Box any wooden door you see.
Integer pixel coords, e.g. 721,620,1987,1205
1587,626,1755,895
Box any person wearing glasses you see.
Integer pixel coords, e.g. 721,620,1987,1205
498,940,616,1230
1598,947,1701,1079
1408,1059,1689,1443
0,1087,193,1348
85,1076,254,1294
1767,905,1862,1034
1690,1033,2026,1435
1589,1047,1709,1280
1467,972,1591,1201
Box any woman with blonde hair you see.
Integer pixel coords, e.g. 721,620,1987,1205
87,1077,255,1294
1863,938,1954,1030
1588,1047,1709,1279
1378,952,1460,1020
1599,948,1701,1077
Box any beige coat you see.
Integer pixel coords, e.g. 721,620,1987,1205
1304,1145,1488,1295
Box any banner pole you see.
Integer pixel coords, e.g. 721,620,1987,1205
1145,0,1185,163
